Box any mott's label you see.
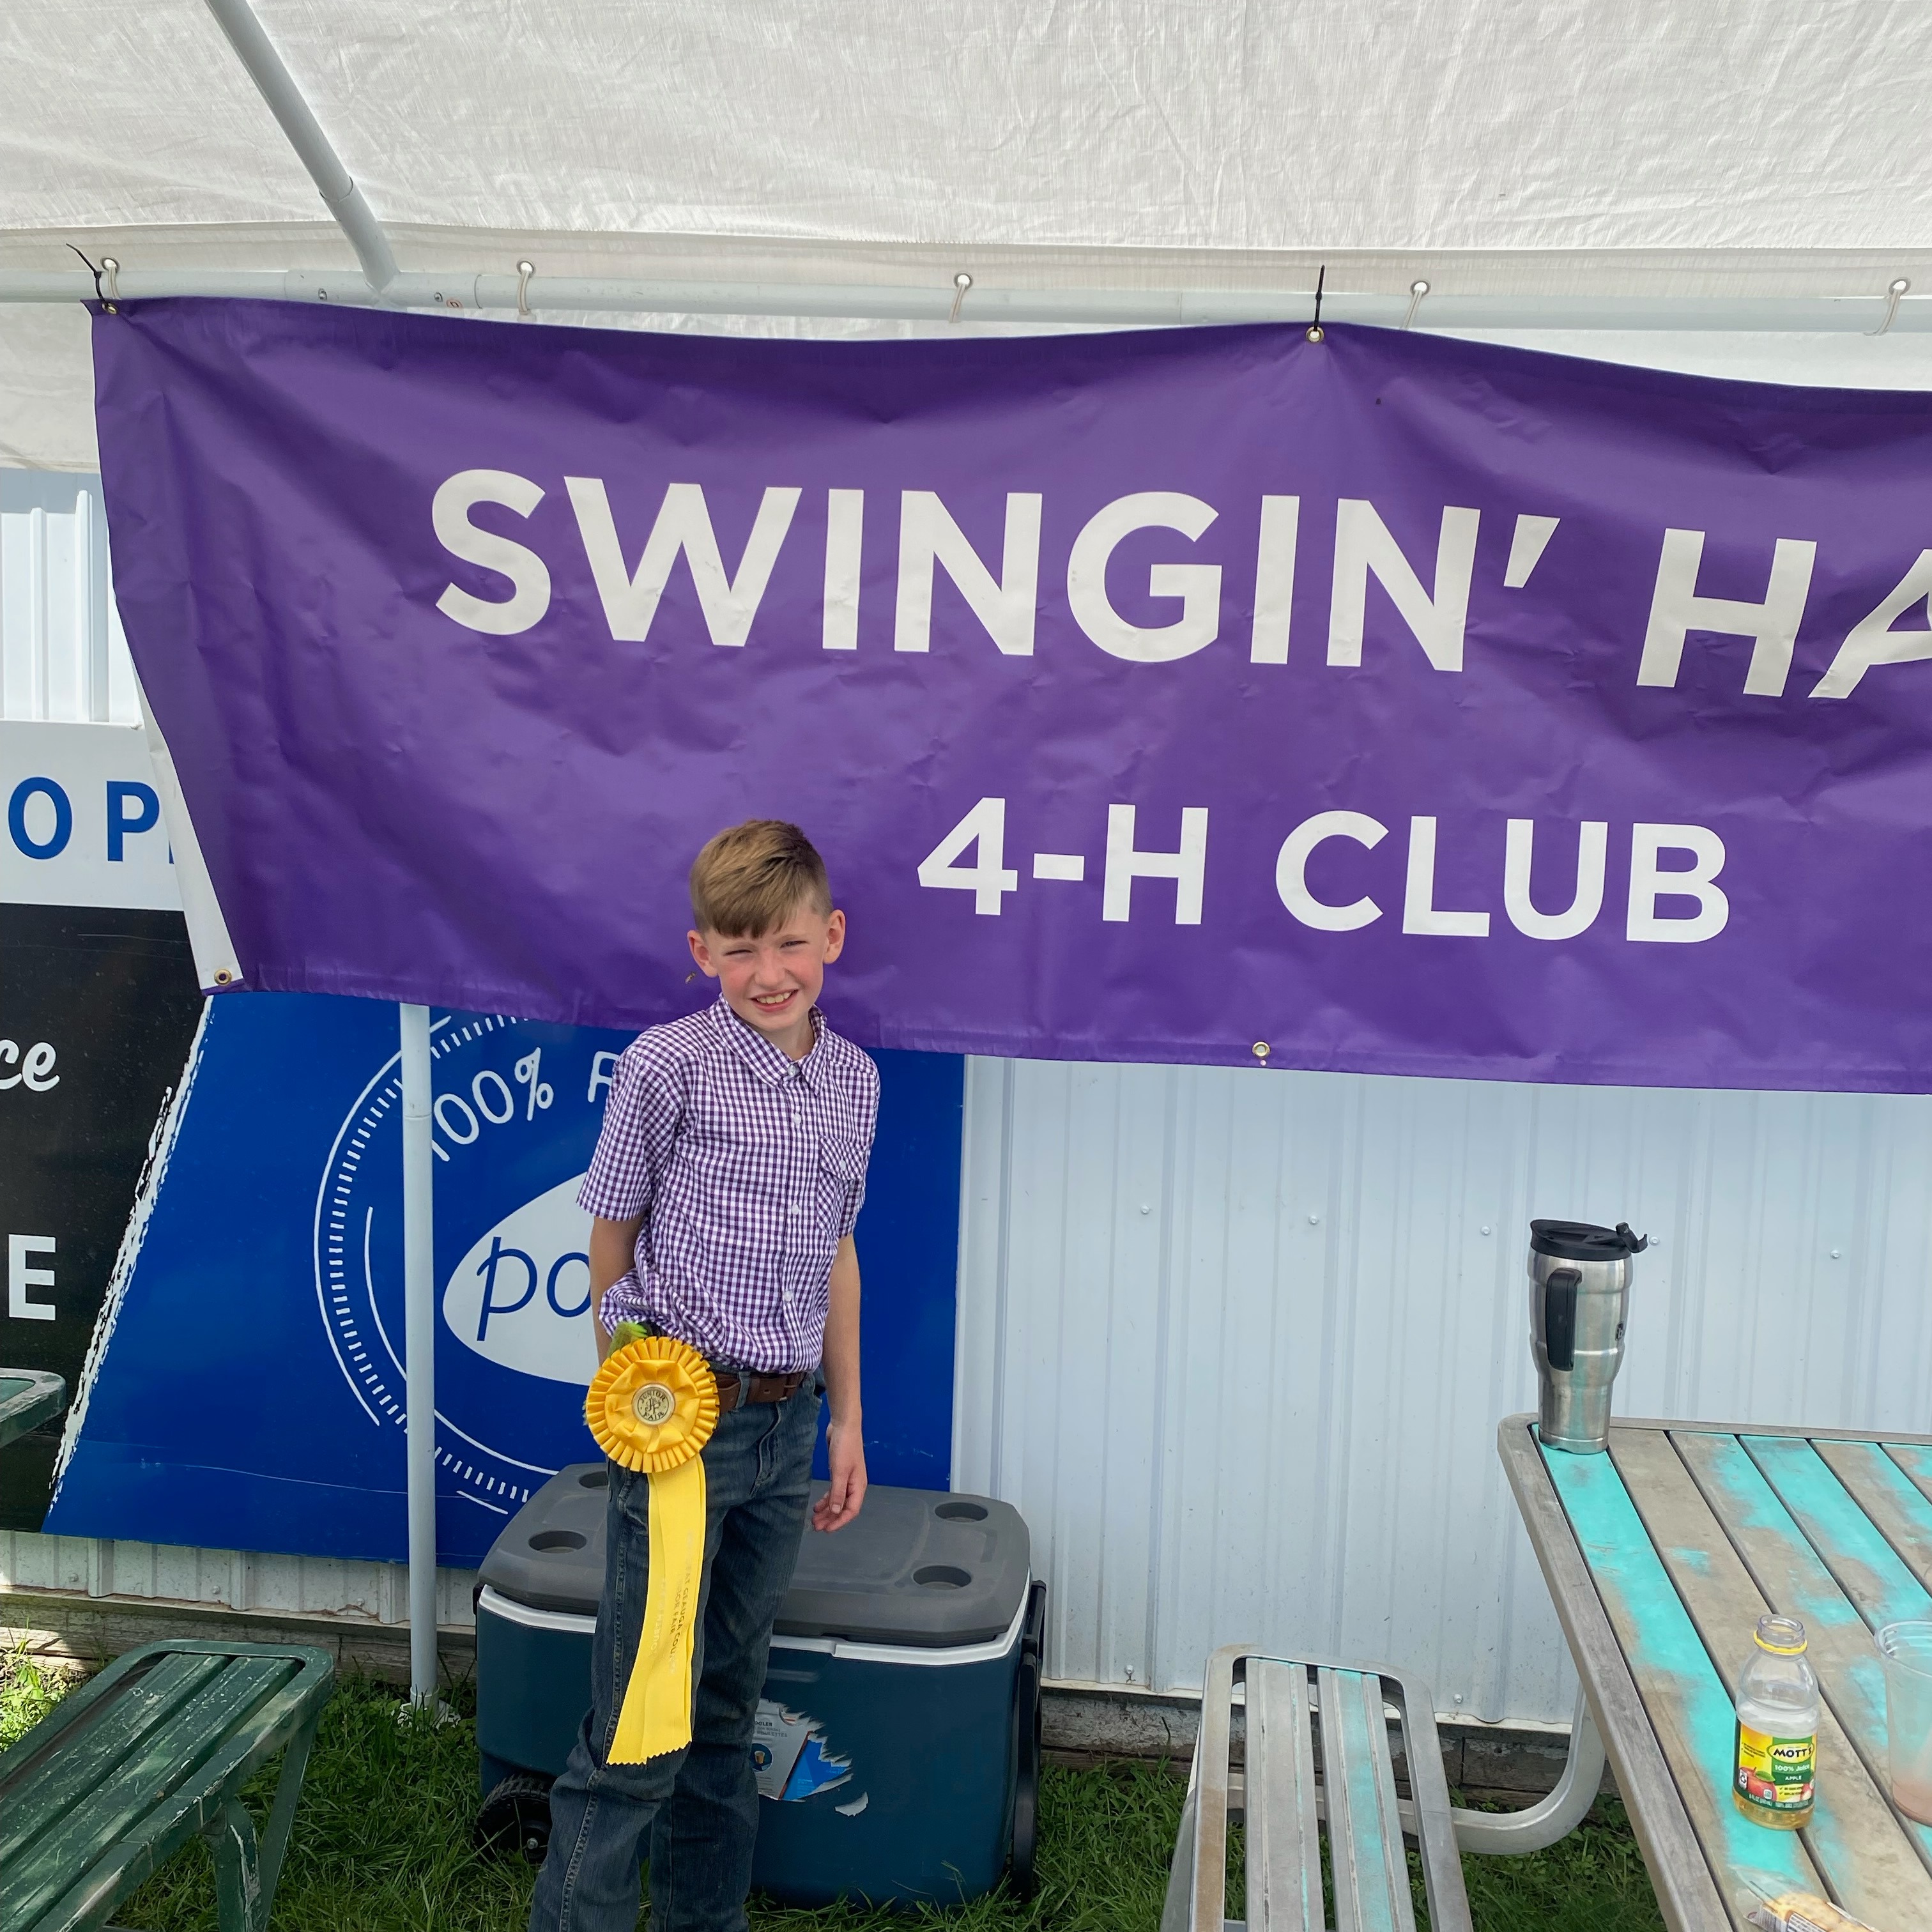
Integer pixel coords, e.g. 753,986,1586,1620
1735,1722,1816,1813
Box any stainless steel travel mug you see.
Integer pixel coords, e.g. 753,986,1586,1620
1528,1219,1646,1454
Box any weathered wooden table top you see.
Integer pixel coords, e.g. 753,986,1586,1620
1499,1414,1932,1932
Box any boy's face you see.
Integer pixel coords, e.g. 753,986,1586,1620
688,898,846,1055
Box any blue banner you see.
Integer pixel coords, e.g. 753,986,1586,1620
49,992,962,1565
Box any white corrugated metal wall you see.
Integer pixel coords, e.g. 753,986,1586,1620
0,1528,477,1629
0,469,137,724
9,463,1932,1724
953,1059,1932,1721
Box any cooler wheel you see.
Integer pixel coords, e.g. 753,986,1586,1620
475,1772,555,1863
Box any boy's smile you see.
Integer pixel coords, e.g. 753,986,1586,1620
688,900,847,1061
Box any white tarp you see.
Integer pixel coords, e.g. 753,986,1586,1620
10,1,1931,252
6,0,1932,466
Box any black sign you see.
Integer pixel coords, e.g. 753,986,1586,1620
0,905,202,1528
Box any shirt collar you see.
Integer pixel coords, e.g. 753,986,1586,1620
710,994,826,1087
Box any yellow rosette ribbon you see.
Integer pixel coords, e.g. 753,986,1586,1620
585,1335,720,1764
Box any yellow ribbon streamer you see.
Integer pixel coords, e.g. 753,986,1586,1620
584,1337,720,1764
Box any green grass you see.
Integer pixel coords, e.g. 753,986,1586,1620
1452,1797,1665,1932
14,1666,1662,1931
0,1628,73,1751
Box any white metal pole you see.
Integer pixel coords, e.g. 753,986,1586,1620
398,1002,438,1705
0,264,1924,334
201,0,398,291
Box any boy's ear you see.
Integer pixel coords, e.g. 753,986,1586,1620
822,908,847,964
687,928,721,979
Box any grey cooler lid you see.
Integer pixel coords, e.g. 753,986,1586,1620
480,1466,1029,1649
479,1464,609,1614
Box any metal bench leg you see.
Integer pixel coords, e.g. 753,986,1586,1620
1162,1777,1200,1932
254,1703,324,1910
200,1705,324,1932
1450,1685,1604,1855
204,1797,266,1932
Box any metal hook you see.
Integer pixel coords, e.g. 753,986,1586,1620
68,243,116,314
1306,263,1327,342
1403,279,1430,330
101,257,122,306
1869,277,1910,337
949,272,973,325
516,260,536,319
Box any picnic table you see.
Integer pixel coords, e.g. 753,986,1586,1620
1500,1413,1932,1932
0,1370,65,1448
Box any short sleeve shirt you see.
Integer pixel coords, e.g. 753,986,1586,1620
578,997,880,1372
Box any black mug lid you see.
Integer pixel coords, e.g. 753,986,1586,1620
1530,1218,1648,1262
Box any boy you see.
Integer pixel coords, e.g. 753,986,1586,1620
530,820,878,1932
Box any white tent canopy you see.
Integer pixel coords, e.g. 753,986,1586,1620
9,0,1932,1706
8,0,1929,257
8,0,1932,468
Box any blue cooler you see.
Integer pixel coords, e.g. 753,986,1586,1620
474,1466,1044,1903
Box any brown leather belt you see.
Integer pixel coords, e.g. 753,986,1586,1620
620,1319,809,1408
713,1368,809,1409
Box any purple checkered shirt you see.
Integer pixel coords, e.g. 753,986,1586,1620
578,996,879,1372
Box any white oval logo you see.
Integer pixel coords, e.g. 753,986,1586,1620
443,1173,597,1386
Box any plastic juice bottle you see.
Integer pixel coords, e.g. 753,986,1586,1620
1734,1614,1820,1829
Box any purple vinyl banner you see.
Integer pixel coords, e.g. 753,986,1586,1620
93,300,1932,1090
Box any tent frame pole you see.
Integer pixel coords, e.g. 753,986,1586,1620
0,264,1921,332
201,0,398,292
398,1002,438,1706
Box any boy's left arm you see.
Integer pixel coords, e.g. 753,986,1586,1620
813,1234,866,1531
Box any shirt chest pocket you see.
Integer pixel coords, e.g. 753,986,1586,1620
816,1135,868,1184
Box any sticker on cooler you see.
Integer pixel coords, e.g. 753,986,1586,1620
751,1700,864,1809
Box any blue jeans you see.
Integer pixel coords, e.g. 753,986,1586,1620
529,1381,820,1932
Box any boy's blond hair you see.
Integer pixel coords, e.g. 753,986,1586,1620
689,820,832,937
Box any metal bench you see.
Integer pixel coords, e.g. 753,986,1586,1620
0,1638,335,1932
1163,1646,1473,1932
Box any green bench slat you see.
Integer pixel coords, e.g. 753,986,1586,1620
1544,1444,1818,1921
1246,1660,1322,1931
3,1655,298,1930
1319,1666,1413,1932
0,1651,228,1866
